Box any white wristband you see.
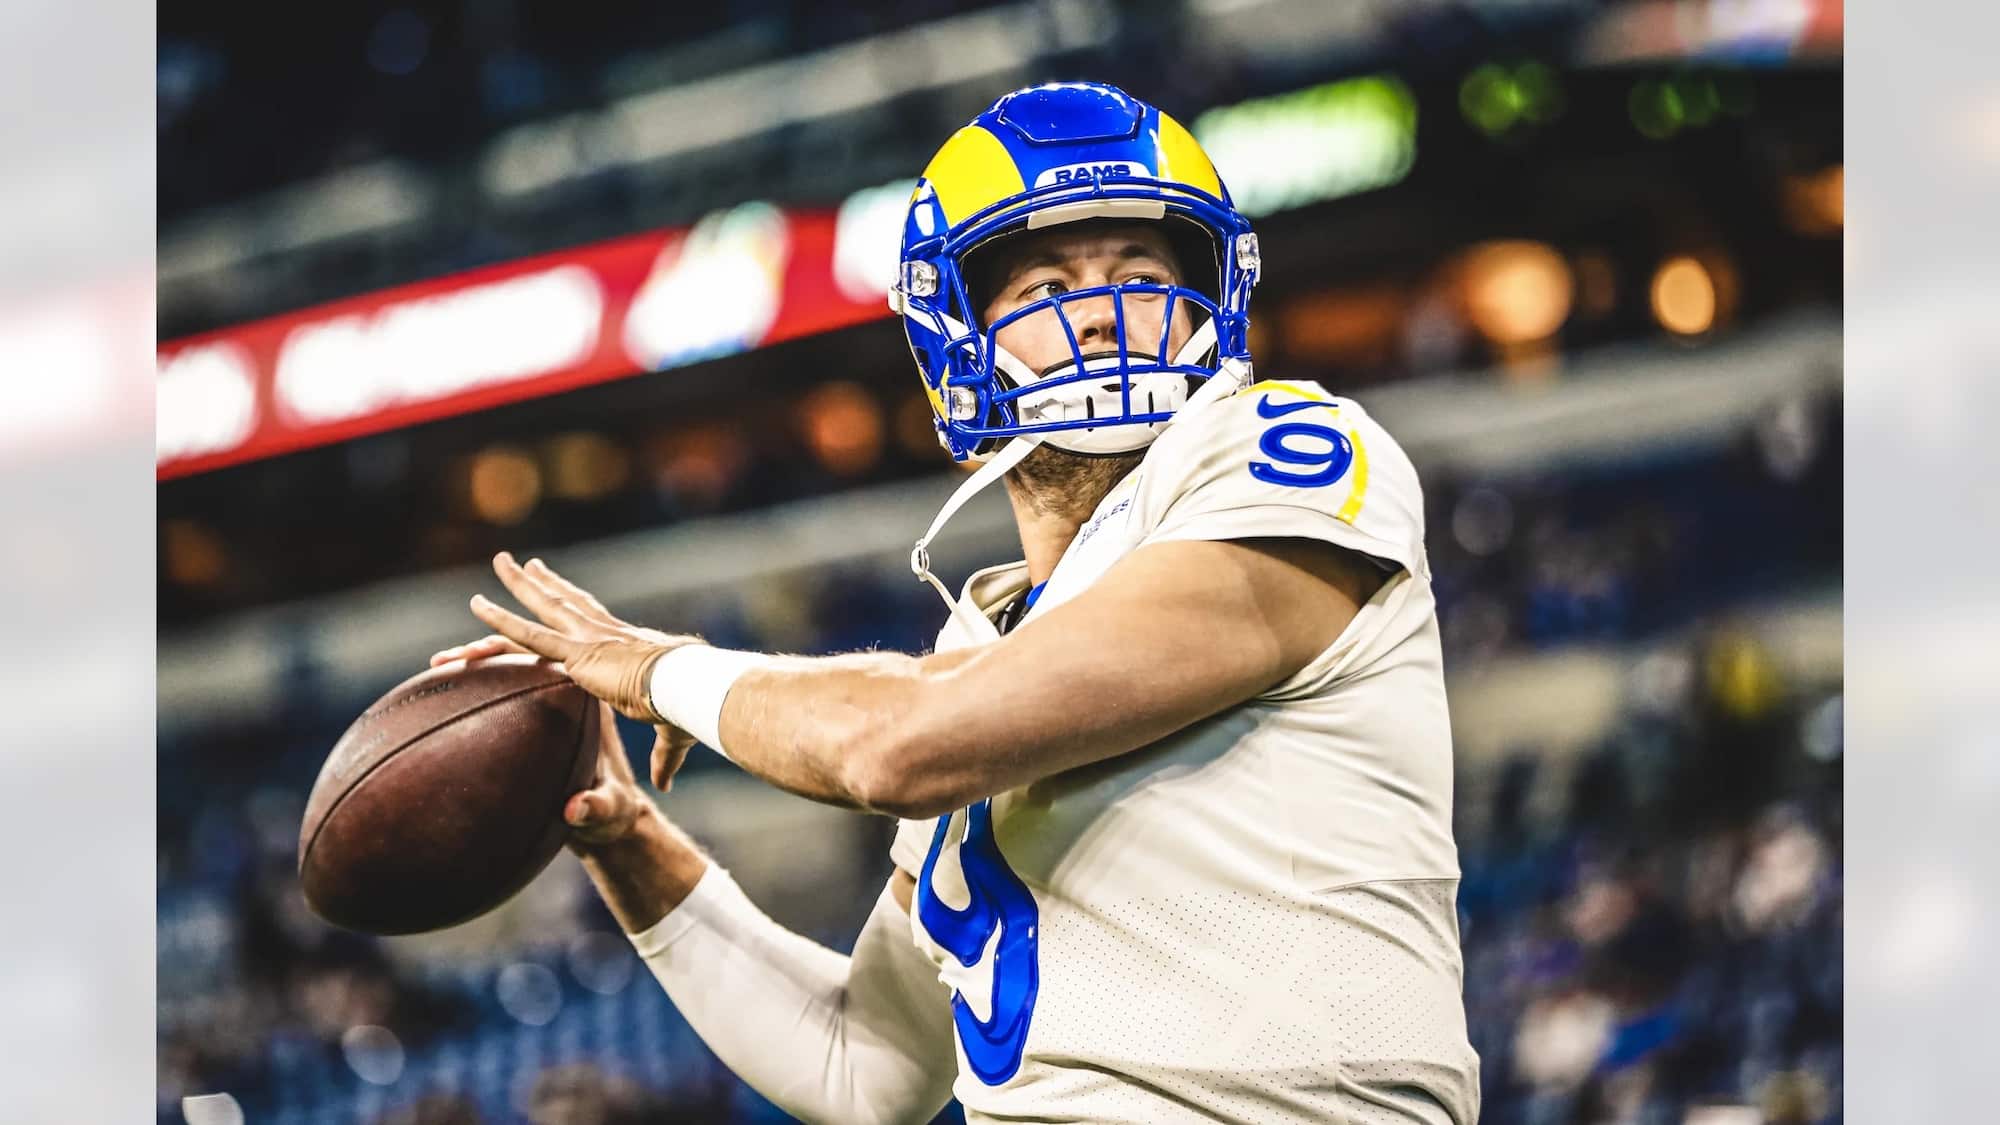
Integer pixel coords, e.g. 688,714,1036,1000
647,645,773,761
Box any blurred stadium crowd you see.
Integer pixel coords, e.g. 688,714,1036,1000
158,0,1842,1122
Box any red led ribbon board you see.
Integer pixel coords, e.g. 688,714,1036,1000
157,210,893,479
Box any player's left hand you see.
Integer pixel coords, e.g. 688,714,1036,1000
469,551,695,724
430,640,699,792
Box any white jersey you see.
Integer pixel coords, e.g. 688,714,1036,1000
891,380,1480,1124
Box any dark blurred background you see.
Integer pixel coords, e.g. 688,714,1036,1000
157,1,1843,1122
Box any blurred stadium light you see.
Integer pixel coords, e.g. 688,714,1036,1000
1652,255,1720,336
1456,240,1575,354
1191,76,1418,217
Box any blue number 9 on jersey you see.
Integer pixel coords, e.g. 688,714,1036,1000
916,800,1040,1085
1249,394,1354,488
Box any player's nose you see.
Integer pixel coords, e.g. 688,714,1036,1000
1067,292,1119,349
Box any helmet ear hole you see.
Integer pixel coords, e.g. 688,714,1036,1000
959,229,1029,325
1159,215,1223,304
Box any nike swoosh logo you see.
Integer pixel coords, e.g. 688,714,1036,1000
940,927,1003,1024
1255,394,1334,418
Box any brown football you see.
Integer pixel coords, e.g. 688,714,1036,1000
298,655,600,935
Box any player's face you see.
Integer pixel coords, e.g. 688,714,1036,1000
979,224,1196,378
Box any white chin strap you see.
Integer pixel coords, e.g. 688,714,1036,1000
909,432,1041,621
907,328,1255,617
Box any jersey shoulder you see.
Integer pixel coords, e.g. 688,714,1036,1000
1135,378,1429,577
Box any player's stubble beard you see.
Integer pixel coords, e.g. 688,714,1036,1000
1005,443,1144,523
1000,348,1154,522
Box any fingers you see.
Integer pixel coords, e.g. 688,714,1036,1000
491,552,593,632
429,634,528,667
564,785,647,850
471,595,580,662
493,552,621,633
650,726,695,791
523,557,616,623
565,789,621,827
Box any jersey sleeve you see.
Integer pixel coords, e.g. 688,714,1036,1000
1134,381,1429,579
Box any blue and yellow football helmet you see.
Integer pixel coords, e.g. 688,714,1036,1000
893,82,1259,462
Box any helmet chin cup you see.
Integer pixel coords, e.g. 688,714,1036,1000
1003,354,1188,455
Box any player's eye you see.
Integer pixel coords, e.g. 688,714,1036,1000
1124,273,1161,287
1021,278,1068,301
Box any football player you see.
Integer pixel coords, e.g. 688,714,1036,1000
440,81,1480,1124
